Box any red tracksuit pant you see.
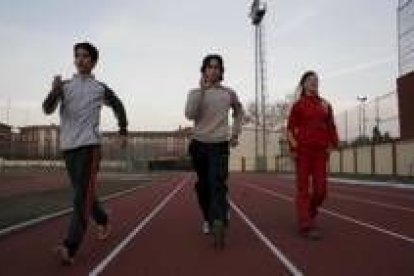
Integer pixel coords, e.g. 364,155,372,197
295,146,328,231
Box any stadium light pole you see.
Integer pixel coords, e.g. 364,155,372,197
250,0,267,169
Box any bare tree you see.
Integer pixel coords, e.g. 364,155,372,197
245,92,295,129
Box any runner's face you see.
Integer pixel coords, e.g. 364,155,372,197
74,48,94,74
304,75,318,94
204,59,221,83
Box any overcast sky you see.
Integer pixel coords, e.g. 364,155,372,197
0,0,399,131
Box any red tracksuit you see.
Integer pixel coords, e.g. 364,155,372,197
287,94,339,231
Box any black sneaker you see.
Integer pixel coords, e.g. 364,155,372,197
300,228,322,241
212,220,226,249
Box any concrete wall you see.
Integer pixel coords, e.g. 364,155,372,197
272,139,414,178
396,140,414,176
342,148,355,174
329,151,341,173
230,126,280,172
356,146,372,174
374,143,393,175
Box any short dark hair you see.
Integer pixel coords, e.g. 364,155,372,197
298,70,318,97
200,54,224,81
74,42,99,64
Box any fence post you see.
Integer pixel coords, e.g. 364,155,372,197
371,143,376,176
274,155,277,172
392,140,397,177
354,146,358,174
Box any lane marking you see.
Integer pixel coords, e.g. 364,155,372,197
278,174,414,189
248,178,414,214
332,185,414,201
329,178,414,190
278,174,414,193
89,176,189,276
241,183,414,245
230,200,303,276
329,194,414,214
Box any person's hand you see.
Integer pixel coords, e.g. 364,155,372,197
290,138,298,150
52,75,64,94
230,135,239,148
289,138,298,159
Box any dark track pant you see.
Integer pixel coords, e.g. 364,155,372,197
63,145,108,257
189,139,229,227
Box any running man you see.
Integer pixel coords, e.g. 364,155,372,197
43,42,128,264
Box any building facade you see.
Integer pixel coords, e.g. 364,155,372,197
0,123,11,158
397,0,414,140
398,0,414,77
102,127,192,161
10,125,60,159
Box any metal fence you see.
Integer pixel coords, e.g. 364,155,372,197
0,129,192,173
335,91,400,144
274,138,414,179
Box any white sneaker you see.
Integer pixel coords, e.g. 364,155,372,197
202,221,210,235
97,224,111,240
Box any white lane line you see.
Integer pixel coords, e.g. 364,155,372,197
89,176,189,276
329,178,414,190
273,181,414,214
230,200,303,276
242,183,414,245
278,174,414,190
0,185,147,239
251,179,414,214
330,194,414,214
332,185,414,201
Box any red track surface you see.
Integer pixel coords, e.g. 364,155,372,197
0,172,413,275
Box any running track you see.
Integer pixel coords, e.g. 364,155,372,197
0,173,413,275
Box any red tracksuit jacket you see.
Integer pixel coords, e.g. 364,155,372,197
287,95,339,150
